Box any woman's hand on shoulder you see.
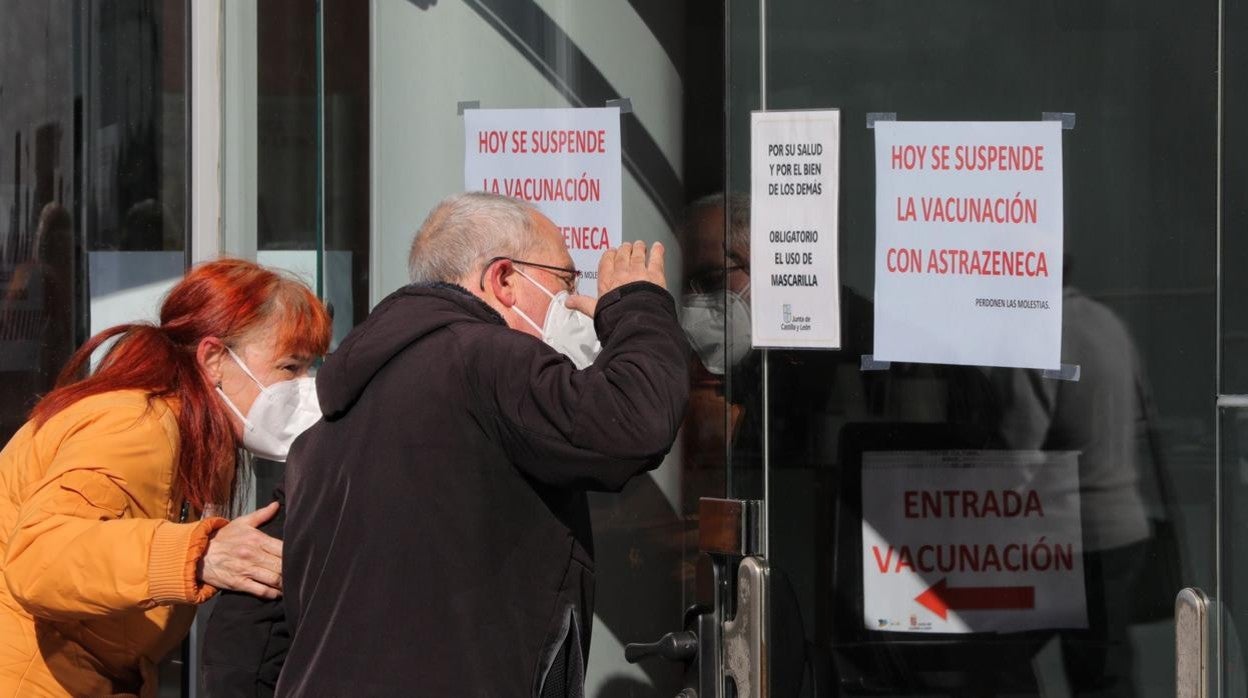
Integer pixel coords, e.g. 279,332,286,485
198,501,283,599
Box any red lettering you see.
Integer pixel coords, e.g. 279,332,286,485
980,490,1000,517
960,490,979,517
872,545,893,574
895,546,915,573
1025,490,1044,517
886,247,922,274
900,490,1049,518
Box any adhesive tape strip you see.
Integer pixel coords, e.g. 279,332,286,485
606,97,633,114
1041,112,1076,130
860,354,892,371
1041,363,1081,381
866,112,898,129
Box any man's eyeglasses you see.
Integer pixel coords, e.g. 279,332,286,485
687,264,748,294
479,256,582,293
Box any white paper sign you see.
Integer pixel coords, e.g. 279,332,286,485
862,450,1087,634
464,108,622,295
873,122,1064,369
749,110,841,349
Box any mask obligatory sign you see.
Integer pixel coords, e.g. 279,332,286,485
873,121,1064,370
463,107,623,296
749,110,842,349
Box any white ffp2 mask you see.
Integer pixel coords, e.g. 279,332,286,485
217,347,322,462
512,269,602,370
680,288,752,376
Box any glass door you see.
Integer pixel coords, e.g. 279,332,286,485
0,2,191,693
211,0,370,511
1221,0,1248,694
726,0,1220,695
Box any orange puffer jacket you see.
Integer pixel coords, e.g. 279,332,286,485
0,390,227,697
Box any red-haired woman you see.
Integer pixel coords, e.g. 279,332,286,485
0,258,332,696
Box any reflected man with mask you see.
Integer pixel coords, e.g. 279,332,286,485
676,194,754,501
275,192,690,697
680,193,754,379
676,193,874,490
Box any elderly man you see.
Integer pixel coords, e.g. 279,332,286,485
275,192,689,697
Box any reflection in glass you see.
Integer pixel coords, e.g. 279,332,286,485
0,203,77,436
987,284,1181,695
731,0,1217,693
0,1,189,694
2,1,187,437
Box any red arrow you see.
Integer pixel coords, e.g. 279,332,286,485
914,578,1035,620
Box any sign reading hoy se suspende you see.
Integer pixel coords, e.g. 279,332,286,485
862,450,1087,634
873,121,1065,371
463,107,623,297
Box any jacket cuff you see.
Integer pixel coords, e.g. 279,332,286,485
149,517,229,605
594,281,675,336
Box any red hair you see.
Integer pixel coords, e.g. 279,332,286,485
31,259,332,509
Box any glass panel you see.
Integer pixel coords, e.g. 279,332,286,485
1225,1,1248,692
84,0,190,372
1224,0,1248,395
0,1,84,443
0,1,189,693
245,0,320,512
731,0,1217,694
723,0,764,504
222,0,369,511
1,0,190,444
220,0,369,346
1223,406,1248,694
320,0,370,351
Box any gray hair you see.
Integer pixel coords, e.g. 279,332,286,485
408,192,543,284
685,192,750,258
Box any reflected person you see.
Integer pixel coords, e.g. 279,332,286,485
677,193,876,488
0,202,76,441
988,275,1166,697
120,198,182,251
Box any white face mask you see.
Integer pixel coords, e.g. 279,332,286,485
512,268,602,370
680,286,752,375
216,347,322,462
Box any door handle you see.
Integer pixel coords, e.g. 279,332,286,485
625,498,765,698
723,556,769,698
1175,587,1209,698
624,630,699,663
622,606,721,697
